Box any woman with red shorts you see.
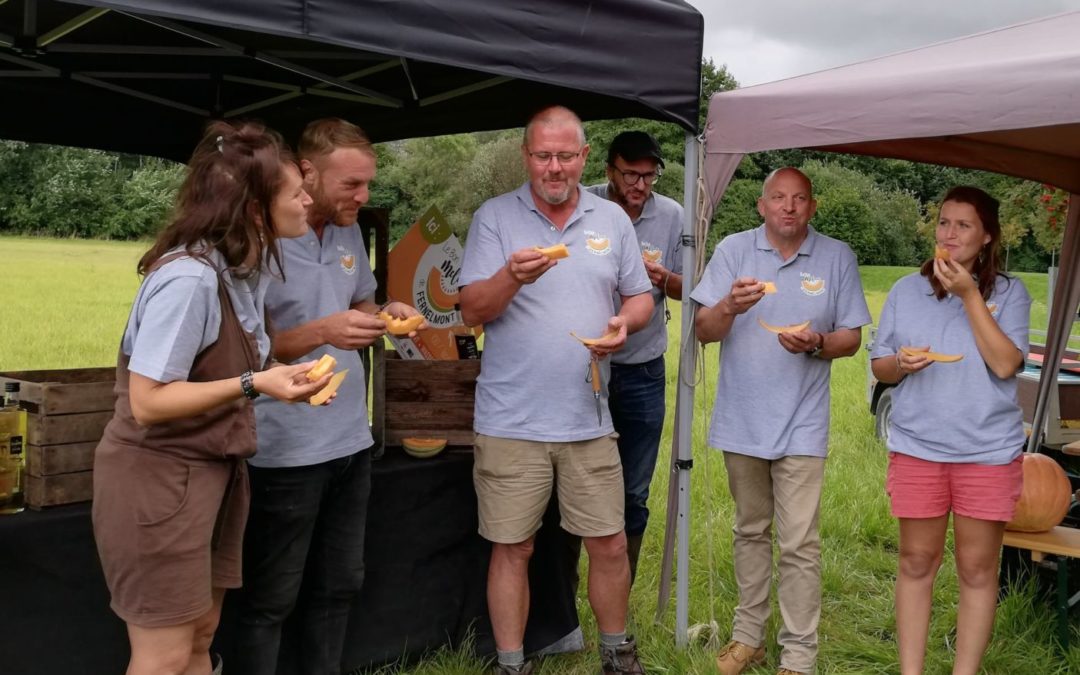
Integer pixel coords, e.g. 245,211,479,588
93,121,331,675
870,185,1030,675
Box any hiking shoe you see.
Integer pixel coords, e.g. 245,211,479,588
492,661,535,675
715,640,766,675
600,636,646,674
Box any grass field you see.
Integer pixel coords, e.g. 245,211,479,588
1,236,1078,674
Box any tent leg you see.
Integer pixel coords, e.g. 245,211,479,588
673,132,700,647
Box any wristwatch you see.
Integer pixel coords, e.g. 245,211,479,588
807,333,824,359
240,369,260,399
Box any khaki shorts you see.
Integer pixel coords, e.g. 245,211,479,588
473,433,624,543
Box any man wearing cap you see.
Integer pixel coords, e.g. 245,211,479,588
460,105,653,675
692,167,870,675
586,131,683,583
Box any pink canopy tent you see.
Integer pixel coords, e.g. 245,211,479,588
660,10,1080,643
700,9,1080,456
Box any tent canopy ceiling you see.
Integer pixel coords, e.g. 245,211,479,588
1,0,703,160
703,10,1080,197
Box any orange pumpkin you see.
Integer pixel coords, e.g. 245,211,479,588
1005,453,1072,532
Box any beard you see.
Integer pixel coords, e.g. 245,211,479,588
536,174,573,205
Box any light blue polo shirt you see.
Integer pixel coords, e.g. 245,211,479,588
586,184,683,365
460,183,652,442
122,248,273,382
871,272,1030,464
690,225,871,459
251,224,378,469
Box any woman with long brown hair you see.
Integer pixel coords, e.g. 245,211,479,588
92,120,329,675
870,186,1031,674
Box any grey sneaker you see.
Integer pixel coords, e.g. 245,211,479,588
600,636,646,674
492,661,535,675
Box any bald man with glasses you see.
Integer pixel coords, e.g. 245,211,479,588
460,107,653,675
586,131,683,585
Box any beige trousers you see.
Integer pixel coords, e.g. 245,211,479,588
723,452,826,674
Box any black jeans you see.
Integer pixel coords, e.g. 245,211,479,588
233,449,372,675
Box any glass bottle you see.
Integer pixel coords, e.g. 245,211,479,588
0,382,27,514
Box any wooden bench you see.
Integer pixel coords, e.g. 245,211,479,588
1003,526,1080,646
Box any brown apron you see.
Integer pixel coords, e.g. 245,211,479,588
92,253,271,628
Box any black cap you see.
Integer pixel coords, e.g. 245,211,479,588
607,131,665,169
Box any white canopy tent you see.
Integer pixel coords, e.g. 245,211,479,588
663,10,1080,643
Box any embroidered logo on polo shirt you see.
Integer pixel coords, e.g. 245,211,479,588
987,301,999,317
641,242,662,264
800,272,825,296
337,245,357,276
584,231,612,256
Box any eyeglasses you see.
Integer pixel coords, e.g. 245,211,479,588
614,168,662,186
527,150,583,165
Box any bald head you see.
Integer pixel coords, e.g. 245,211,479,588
762,167,812,198
524,105,586,147
757,166,816,248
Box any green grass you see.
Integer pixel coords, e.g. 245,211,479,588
2,238,1079,673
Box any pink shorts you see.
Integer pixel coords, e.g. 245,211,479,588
886,452,1023,522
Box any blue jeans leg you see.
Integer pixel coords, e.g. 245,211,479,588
609,356,666,537
234,449,371,675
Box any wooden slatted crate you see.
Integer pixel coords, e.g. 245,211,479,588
0,368,115,509
372,343,479,450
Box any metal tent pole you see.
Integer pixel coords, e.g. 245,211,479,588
673,131,700,646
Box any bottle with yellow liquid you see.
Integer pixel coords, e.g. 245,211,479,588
0,382,28,514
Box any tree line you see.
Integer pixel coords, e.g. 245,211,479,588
0,59,1065,272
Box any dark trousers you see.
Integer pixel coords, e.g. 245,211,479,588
609,356,666,536
233,449,372,675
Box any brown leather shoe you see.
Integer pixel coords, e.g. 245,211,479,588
715,640,766,675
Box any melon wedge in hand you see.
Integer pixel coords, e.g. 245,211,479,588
306,354,337,381
377,312,424,336
570,330,619,346
757,318,810,334
310,369,348,406
900,346,963,363
534,243,569,259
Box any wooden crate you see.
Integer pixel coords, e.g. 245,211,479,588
0,368,115,508
372,343,479,449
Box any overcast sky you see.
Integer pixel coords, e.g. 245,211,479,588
684,0,1080,87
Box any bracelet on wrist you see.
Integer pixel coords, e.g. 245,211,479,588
240,369,260,400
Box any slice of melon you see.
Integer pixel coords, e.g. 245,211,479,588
402,437,447,458
760,281,777,294
534,243,569,259
377,312,425,336
900,346,963,363
309,369,348,406
934,246,951,260
306,354,337,382
757,318,811,335
570,330,619,346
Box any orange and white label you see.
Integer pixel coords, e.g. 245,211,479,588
800,272,825,296
584,230,612,256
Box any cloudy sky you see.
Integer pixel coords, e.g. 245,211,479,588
684,0,1080,87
